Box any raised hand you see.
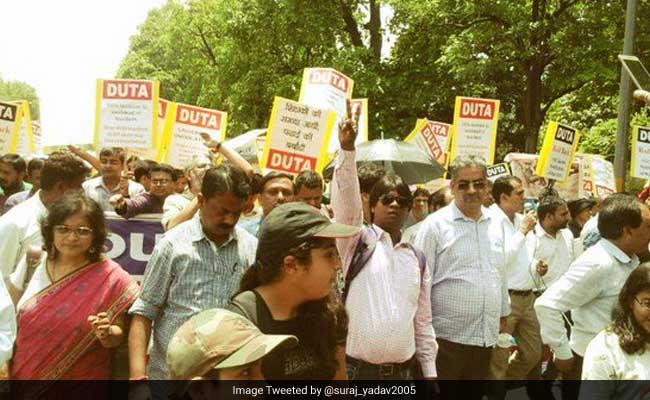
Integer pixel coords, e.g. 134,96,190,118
338,99,361,151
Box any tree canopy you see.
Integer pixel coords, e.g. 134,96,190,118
0,76,40,120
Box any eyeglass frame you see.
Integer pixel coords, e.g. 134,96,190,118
53,225,94,238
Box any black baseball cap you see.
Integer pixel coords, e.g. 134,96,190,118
256,202,359,266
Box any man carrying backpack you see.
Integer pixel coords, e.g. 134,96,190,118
331,101,437,380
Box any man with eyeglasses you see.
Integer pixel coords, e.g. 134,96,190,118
535,194,650,400
110,163,176,219
413,155,510,400
82,147,145,212
331,101,437,381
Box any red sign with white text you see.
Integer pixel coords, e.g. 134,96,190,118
103,80,153,100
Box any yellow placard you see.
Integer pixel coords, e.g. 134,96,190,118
449,96,500,164
535,122,581,181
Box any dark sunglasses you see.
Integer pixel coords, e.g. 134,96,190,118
457,179,487,191
379,193,411,208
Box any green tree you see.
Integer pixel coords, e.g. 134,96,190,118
0,77,40,120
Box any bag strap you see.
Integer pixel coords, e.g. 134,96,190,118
342,231,378,304
405,243,427,277
230,290,258,325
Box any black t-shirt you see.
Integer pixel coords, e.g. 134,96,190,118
229,290,346,380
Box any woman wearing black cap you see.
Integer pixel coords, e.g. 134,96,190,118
229,202,359,380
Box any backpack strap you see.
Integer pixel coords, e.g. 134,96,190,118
230,290,258,325
342,229,378,304
405,243,427,277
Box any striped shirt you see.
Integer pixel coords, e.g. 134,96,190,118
413,202,510,347
128,216,257,379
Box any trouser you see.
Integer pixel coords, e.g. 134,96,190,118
346,355,414,380
436,339,492,400
560,352,583,400
489,291,543,380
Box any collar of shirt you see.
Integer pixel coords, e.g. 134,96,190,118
449,201,490,223
488,204,522,229
534,223,556,239
599,238,638,266
91,176,120,194
188,215,238,249
370,224,410,249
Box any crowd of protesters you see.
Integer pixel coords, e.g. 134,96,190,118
0,108,649,400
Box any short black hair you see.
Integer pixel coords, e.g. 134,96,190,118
412,187,430,199
358,163,386,194
41,192,106,262
294,170,323,194
150,163,177,182
492,176,522,205
429,187,451,211
133,160,158,182
537,195,566,221
598,193,644,240
369,174,412,210
0,154,26,174
40,153,89,191
260,171,294,193
99,147,126,164
27,158,45,175
201,164,251,200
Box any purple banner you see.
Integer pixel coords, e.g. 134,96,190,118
105,212,164,277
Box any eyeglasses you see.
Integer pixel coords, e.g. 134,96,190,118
53,225,93,238
379,193,411,208
634,297,650,310
457,179,487,191
151,179,170,186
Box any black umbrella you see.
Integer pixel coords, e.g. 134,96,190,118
322,139,446,184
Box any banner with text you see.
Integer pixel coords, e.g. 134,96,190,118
351,98,369,145
450,96,500,164
127,98,172,161
405,119,452,166
0,101,22,154
486,163,511,182
298,68,354,153
535,122,580,182
260,97,336,175
104,212,164,279
94,79,160,149
505,152,580,200
589,155,615,197
14,101,35,156
224,129,266,173
578,154,594,198
161,102,227,168
631,126,650,180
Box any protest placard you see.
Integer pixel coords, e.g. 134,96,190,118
94,79,160,149
31,121,42,155
298,68,354,153
535,122,580,182
505,152,580,200
351,98,368,144
224,129,266,172
14,101,35,156
631,126,650,180
449,96,500,164
578,154,595,198
590,155,615,197
127,99,172,161
260,97,336,175
0,101,21,154
161,102,227,168
405,119,452,165
104,212,164,279
486,162,511,182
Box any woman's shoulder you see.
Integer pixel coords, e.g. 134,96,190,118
100,258,136,283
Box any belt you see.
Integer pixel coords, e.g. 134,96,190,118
509,289,533,296
346,356,412,377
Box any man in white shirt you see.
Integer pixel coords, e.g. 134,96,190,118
414,155,509,399
535,194,650,400
487,176,540,384
82,147,145,211
0,153,89,279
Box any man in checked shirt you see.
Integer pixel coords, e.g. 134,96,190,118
413,155,510,400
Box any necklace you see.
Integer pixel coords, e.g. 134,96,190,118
48,258,90,282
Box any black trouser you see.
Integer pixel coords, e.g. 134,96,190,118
346,355,414,380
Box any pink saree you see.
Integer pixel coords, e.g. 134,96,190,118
11,258,139,381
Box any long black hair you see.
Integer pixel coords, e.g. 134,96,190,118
610,264,650,355
237,236,346,378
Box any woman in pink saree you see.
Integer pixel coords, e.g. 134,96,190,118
10,192,138,395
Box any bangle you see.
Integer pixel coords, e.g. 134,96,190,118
129,375,148,381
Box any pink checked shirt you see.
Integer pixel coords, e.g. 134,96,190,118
331,149,438,378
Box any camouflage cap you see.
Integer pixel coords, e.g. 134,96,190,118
167,308,297,380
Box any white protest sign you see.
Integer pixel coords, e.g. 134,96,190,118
128,99,171,161
0,101,21,154
31,121,42,155
590,155,615,197
631,126,650,180
405,119,452,165
14,101,35,156
535,122,580,182
224,129,266,172
577,154,595,198
350,98,368,145
162,102,228,168
486,163,511,182
260,97,336,175
94,79,159,149
298,68,354,153
450,96,500,164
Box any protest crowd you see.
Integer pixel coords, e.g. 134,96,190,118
2,83,650,400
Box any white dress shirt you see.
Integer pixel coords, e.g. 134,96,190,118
0,191,47,278
0,276,16,365
82,176,145,212
535,239,639,359
527,224,574,290
488,204,536,291
414,202,510,348
332,149,438,377
583,329,650,380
